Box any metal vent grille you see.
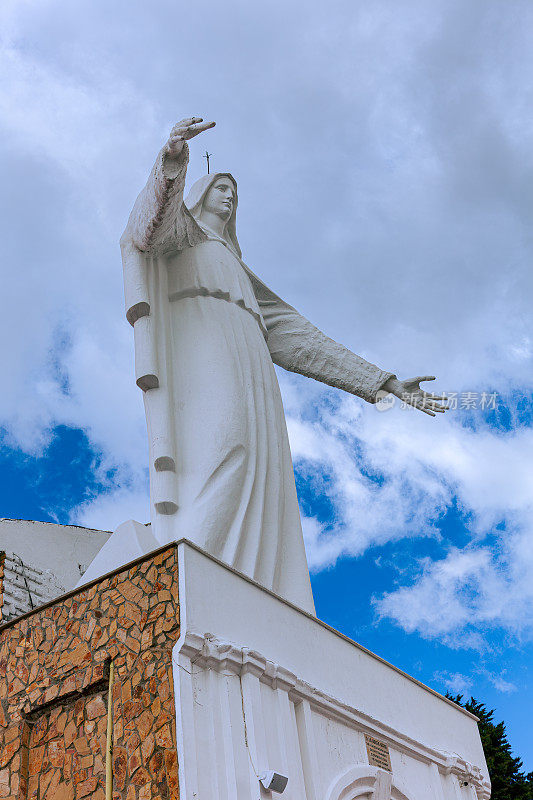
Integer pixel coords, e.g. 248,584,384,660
365,733,392,772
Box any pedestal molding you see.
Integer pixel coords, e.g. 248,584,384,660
178,629,490,799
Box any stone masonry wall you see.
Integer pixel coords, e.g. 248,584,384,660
0,552,5,623
0,545,180,800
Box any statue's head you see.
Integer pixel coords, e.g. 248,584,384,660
202,176,236,221
185,172,241,258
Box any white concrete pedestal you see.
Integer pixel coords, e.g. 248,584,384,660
172,541,490,800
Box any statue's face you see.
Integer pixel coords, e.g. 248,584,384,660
202,177,236,222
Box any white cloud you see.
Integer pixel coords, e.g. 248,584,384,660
490,676,518,694
433,671,473,697
482,670,518,695
433,666,517,698
287,398,448,571
374,523,533,647
71,482,150,532
282,382,533,646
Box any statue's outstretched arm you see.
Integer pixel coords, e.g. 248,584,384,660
121,142,190,253
120,118,215,326
254,277,448,415
120,118,214,254
253,278,393,404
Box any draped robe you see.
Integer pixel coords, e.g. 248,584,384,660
120,143,393,614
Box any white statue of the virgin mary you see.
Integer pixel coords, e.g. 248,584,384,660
119,118,446,615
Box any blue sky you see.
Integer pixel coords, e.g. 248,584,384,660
1,0,532,772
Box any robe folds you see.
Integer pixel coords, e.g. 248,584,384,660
121,143,393,614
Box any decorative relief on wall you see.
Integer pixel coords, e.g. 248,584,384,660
178,630,490,800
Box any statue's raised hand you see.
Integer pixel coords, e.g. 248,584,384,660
165,117,216,155
382,375,448,417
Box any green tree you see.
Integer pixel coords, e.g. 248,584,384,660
446,695,533,800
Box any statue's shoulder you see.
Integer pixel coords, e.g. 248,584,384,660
182,205,207,248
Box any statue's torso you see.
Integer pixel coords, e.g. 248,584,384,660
166,239,266,336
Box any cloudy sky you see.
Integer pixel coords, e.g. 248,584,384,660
1,0,532,769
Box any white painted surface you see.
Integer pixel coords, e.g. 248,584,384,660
172,540,490,800
0,518,110,590
75,519,158,586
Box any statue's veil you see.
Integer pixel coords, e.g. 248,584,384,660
185,173,241,259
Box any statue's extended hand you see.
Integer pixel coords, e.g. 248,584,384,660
382,375,448,417
165,117,216,155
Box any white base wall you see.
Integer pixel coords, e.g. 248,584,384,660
0,518,111,588
172,541,490,800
